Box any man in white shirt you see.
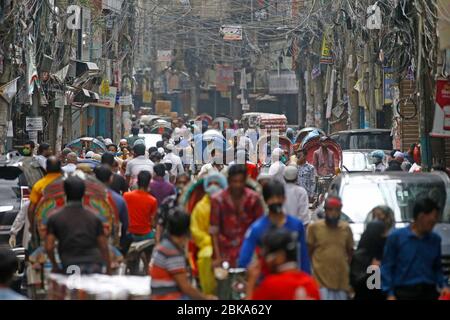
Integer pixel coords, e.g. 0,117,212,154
62,152,78,175
198,150,227,178
36,143,52,171
268,148,286,184
164,144,184,177
283,165,310,226
125,144,154,188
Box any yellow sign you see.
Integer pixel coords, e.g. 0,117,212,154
100,79,110,96
320,31,333,64
143,90,153,104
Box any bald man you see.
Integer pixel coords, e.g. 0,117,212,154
62,152,78,174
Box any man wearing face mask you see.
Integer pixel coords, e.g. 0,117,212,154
18,141,45,189
155,173,190,244
370,150,386,172
307,196,354,300
190,173,228,294
238,180,311,274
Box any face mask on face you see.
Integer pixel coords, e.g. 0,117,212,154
325,215,340,227
22,148,31,156
205,185,222,196
268,203,283,214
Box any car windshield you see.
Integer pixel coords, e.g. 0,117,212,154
340,178,449,224
0,179,19,207
348,133,392,150
343,153,373,172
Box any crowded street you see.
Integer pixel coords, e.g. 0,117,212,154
0,0,450,304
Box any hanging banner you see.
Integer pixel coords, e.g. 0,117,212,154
311,65,321,80
100,79,110,96
143,90,153,104
119,94,133,106
0,77,19,103
431,79,450,137
269,71,298,94
219,25,242,41
7,121,13,138
320,31,333,65
383,67,398,105
216,65,234,92
157,50,172,62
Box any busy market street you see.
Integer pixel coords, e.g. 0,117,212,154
0,0,450,304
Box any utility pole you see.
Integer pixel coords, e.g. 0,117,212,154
305,56,314,127
346,30,359,129
368,38,377,128
416,6,430,170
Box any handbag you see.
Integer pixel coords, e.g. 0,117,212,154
350,248,373,288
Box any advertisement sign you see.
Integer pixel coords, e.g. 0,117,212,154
143,90,153,104
220,25,242,41
93,86,117,109
119,95,133,106
157,50,172,62
216,65,234,92
26,117,43,131
320,31,333,64
431,79,450,137
269,71,298,94
383,67,398,105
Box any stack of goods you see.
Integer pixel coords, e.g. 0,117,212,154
155,100,172,115
47,274,151,300
259,114,287,132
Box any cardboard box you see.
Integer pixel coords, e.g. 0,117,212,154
155,100,172,115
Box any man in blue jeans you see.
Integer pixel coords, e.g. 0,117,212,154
238,180,311,274
382,197,450,300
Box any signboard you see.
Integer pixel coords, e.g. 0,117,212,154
7,121,13,138
28,131,38,142
94,86,117,108
143,90,153,104
119,95,133,106
100,79,110,96
384,68,398,105
431,79,450,137
269,71,298,95
216,65,234,92
320,32,333,65
26,117,43,131
311,65,321,80
157,50,172,62
220,25,242,41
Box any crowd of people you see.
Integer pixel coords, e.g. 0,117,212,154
1,119,450,301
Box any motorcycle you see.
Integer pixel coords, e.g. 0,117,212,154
120,237,155,276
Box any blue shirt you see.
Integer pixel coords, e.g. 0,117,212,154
108,189,129,243
238,215,311,274
0,288,27,300
381,226,448,295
